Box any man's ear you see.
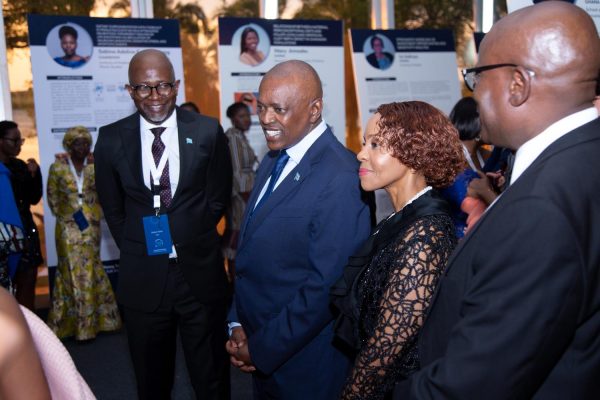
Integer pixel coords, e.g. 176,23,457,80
508,66,533,107
309,98,323,123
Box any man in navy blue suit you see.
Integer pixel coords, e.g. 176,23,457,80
226,60,371,399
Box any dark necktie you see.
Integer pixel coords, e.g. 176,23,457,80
150,127,172,208
253,150,289,213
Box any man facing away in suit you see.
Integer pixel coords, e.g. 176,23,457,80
225,60,371,399
394,2,600,399
94,49,232,400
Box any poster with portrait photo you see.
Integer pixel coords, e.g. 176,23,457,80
507,0,599,33
350,29,462,135
363,34,395,70
218,17,345,160
46,23,93,69
234,24,270,67
28,14,185,273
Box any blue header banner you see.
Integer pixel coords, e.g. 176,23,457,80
351,29,455,53
219,17,343,47
28,14,180,47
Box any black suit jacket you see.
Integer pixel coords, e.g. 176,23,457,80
395,117,600,399
94,107,232,311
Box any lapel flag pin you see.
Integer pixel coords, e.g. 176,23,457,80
294,172,300,181
186,138,193,144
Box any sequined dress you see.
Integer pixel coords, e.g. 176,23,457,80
338,191,457,399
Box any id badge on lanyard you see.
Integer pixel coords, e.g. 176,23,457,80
143,139,172,255
68,157,89,231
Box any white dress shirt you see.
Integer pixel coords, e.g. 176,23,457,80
140,111,180,196
253,120,328,209
140,111,180,257
510,107,598,185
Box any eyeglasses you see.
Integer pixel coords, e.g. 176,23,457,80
129,82,176,98
462,63,519,91
1,137,25,145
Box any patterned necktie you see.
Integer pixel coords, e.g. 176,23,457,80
253,150,290,213
150,127,172,208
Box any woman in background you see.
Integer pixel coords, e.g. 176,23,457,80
439,97,490,237
47,126,121,341
222,102,257,280
239,27,265,66
0,120,43,310
332,101,464,399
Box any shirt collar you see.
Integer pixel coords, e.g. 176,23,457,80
285,120,327,164
140,109,178,133
510,107,598,185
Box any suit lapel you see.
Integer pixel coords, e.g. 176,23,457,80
244,157,311,236
121,113,152,197
237,153,277,250
171,109,194,204
238,129,334,251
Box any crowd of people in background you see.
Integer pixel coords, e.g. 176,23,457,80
0,2,599,399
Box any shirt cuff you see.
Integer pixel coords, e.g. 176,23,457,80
228,321,242,336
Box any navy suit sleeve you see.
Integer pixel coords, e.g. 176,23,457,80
395,197,583,399
248,171,371,374
94,126,126,247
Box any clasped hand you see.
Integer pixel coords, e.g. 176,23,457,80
225,327,256,373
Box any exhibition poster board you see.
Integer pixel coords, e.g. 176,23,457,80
28,14,185,270
349,29,462,135
218,17,345,160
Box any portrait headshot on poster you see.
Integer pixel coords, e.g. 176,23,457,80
46,23,93,69
233,24,270,67
364,34,395,70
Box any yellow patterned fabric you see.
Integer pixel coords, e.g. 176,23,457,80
46,160,121,340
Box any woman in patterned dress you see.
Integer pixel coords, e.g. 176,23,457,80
331,102,465,399
222,102,257,280
47,126,121,341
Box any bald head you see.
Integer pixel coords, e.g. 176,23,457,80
485,2,599,85
257,60,324,151
262,60,323,100
128,49,175,83
474,2,600,149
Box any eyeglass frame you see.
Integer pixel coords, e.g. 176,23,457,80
127,81,178,99
0,137,25,146
461,63,527,92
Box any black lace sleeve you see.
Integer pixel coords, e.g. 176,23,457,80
341,215,455,400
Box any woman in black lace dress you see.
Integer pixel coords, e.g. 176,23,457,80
331,101,465,399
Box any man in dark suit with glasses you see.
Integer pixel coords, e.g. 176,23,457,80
95,49,232,400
